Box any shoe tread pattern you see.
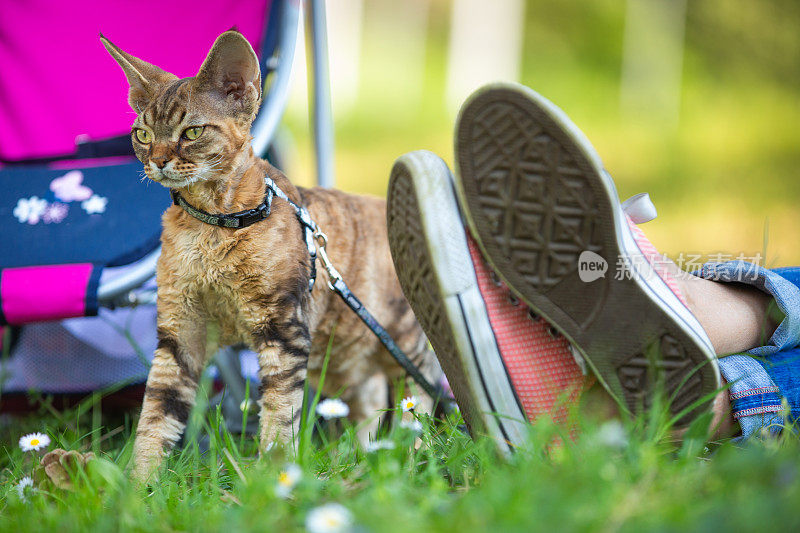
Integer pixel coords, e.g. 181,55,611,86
387,163,483,436
465,100,603,292
617,333,706,420
456,87,716,424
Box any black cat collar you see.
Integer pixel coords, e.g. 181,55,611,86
170,188,273,229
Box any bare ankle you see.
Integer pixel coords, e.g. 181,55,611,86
677,274,779,355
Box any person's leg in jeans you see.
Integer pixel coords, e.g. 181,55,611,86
386,83,796,450
691,262,800,437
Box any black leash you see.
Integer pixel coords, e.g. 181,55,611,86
313,232,449,402
172,176,449,404
333,278,449,402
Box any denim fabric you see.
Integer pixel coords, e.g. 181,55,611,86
716,354,783,436
756,348,800,427
695,261,800,437
757,268,800,428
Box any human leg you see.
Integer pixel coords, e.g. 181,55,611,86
666,263,780,356
691,262,800,437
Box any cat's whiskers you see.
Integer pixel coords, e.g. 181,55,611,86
196,154,226,181
203,153,225,169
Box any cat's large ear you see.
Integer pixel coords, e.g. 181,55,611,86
195,31,262,119
100,34,177,112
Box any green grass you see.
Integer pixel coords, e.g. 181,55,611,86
3,381,800,532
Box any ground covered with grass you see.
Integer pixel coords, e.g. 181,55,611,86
3,382,800,532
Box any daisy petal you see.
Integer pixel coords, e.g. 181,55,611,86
306,503,353,533
316,398,350,420
19,432,51,452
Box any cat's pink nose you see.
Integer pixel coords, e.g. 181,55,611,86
151,156,169,169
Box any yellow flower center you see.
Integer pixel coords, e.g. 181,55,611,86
30,439,39,446
278,472,290,485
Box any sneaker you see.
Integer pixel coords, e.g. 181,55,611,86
453,82,721,421
386,150,587,452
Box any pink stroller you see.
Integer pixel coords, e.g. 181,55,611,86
0,0,335,426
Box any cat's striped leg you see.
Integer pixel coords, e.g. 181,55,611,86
254,313,311,450
132,318,206,482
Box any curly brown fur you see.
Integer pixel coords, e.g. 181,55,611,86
102,31,440,481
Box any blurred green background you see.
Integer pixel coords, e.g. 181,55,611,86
282,0,800,266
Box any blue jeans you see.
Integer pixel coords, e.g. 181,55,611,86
697,262,800,437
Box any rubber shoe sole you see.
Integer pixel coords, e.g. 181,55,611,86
454,83,721,422
387,150,528,452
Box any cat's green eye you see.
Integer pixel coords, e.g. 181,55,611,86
134,128,152,144
183,126,204,141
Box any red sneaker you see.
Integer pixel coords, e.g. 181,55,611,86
387,150,587,452
453,83,720,422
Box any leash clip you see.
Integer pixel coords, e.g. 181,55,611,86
313,230,343,289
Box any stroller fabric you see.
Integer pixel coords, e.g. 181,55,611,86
1,0,275,396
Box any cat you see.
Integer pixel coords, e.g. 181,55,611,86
101,30,441,481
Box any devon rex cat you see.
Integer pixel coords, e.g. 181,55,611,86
101,30,440,481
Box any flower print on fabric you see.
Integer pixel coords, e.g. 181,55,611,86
50,170,93,202
42,202,69,224
13,170,108,225
81,194,108,215
13,196,48,224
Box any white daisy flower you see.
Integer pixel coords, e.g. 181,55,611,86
596,420,628,450
400,396,419,412
316,398,350,420
13,196,48,225
275,463,302,498
365,440,396,453
81,194,108,215
399,419,423,434
16,476,34,501
306,503,353,533
240,398,254,413
19,432,50,452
